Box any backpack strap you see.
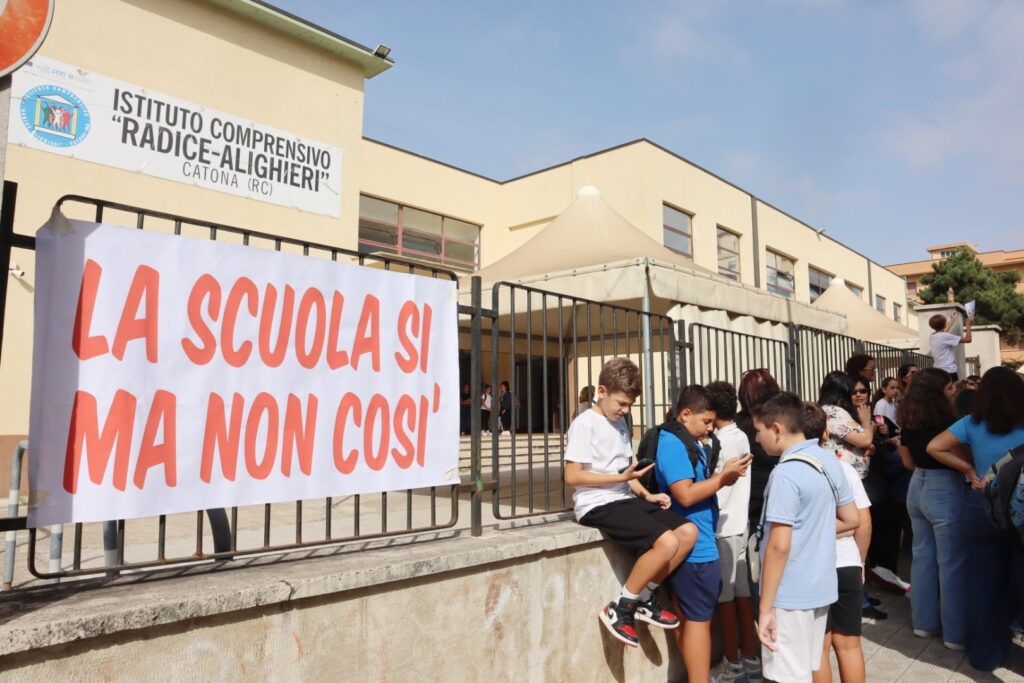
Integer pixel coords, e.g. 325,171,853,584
752,452,840,551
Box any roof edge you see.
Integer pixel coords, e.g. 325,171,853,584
207,0,394,78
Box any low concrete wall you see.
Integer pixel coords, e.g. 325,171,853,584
0,518,684,682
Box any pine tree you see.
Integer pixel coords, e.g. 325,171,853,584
918,247,1024,345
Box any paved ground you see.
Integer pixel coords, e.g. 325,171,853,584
825,585,1024,682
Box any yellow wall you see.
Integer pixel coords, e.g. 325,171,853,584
1,0,368,436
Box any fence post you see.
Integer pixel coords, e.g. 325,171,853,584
470,276,483,537
2,440,27,590
675,320,688,391
787,324,801,398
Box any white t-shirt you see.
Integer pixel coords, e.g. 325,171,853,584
836,459,870,568
874,397,897,426
565,408,633,520
930,331,961,373
713,423,752,538
481,393,492,410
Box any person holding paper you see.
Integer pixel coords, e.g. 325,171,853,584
928,311,972,382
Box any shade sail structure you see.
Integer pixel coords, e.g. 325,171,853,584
463,186,844,331
812,278,918,342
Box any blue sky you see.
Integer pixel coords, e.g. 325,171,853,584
275,0,1022,265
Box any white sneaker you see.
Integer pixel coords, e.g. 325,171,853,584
869,566,911,593
711,657,745,683
913,628,938,638
742,655,763,680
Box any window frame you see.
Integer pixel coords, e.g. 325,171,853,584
662,203,694,258
875,294,886,313
847,282,864,299
716,226,741,280
358,195,480,271
765,249,796,299
808,265,833,303
893,302,902,322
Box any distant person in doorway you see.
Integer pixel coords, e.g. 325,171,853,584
576,385,595,418
481,384,493,435
460,383,472,435
499,381,513,435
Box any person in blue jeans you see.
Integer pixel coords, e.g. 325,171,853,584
928,366,1024,672
895,368,966,650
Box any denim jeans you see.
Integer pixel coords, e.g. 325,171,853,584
964,490,1024,671
906,468,968,645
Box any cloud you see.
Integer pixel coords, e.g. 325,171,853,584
882,1,1024,182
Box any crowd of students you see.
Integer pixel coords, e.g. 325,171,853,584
564,351,1024,682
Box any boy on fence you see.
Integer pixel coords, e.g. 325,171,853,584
706,381,762,682
564,358,697,648
656,385,751,682
928,311,971,381
751,393,859,683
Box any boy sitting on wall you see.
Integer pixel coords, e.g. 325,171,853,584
656,385,751,682
564,357,697,648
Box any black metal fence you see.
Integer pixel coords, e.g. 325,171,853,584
486,282,677,519
0,182,945,587
1,186,474,584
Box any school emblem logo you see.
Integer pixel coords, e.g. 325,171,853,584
19,84,91,148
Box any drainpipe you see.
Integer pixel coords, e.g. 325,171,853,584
642,260,656,429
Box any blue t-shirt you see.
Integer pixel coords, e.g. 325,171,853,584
762,439,854,610
655,431,718,563
948,417,1024,475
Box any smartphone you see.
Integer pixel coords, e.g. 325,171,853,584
618,458,654,474
873,415,884,425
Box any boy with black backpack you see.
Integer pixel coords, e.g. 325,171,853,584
654,385,751,683
564,358,698,648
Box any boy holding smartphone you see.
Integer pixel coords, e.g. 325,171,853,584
656,385,752,682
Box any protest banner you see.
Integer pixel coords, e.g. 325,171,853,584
28,217,459,527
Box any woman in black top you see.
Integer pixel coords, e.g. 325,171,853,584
898,367,967,650
735,368,781,527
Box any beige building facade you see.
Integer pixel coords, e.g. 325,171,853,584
1,0,911,448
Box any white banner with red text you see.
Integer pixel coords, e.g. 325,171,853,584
28,218,459,527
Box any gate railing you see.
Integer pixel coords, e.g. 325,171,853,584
1,188,486,585
487,282,676,520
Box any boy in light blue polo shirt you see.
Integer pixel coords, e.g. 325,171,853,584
656,385,751,683
750,392,859,683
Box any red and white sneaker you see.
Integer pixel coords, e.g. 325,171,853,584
599,599,640,647
635,594,680,630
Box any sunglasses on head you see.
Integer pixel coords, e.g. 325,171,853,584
852,388,870,395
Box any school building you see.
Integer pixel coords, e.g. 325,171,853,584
1,0,914,455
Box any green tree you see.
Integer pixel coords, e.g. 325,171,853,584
918,247,1024,345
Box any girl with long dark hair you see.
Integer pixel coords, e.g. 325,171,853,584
898,368,966,651
734,368,781,528
819,371,875,479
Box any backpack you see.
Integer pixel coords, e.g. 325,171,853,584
981,444,1024,547
636,421,720,495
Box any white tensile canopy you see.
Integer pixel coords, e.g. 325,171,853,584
463,186,842,331
812,277,918,343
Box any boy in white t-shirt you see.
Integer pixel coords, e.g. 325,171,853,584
804,403,870,683
928,312,971,381
564,358,697,648
706,381,762,683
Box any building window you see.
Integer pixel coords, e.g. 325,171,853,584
663,204,693,258
716,227,740,280
766,250,796,298
808,266,832,302
847,283,864,299
907,280,917,295
358,195,480,271
939,249,954,258
875,294,885,312
893,303,902,322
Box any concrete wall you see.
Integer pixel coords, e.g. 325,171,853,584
0,0,368,438
965,325,1003,374
0,521,684,682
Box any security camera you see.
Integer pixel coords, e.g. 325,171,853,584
9,262,25,278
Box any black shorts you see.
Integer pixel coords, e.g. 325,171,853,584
826,566,863,636
579,497,689,555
